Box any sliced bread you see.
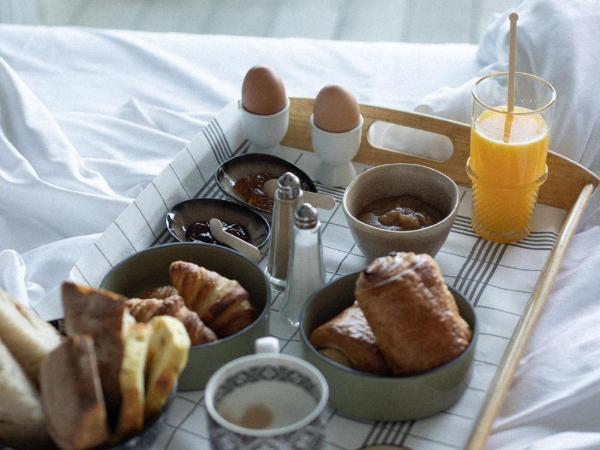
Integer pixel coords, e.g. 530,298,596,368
0,290,61,386
40,335,109,450
116,322,151,440
0,338,51,449
145,316,190,419
62,281,127,421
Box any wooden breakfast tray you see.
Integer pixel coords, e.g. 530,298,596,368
284,98,600,449
67,98,599,450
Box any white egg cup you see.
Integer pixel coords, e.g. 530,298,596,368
310,113,363,188
239,98,290,155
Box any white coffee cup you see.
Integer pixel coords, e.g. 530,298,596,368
239,99,290,153
205,337,329,450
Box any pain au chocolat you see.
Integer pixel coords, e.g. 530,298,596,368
355,252,471,375
309,303,389,375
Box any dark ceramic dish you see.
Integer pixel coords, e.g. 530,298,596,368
215,153,317,215
100,243,271,390
166,198,270,248
300,272,478,421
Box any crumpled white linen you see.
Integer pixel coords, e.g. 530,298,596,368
0,24,478,312
0,15,598,450
0,55,189,309
415,0,600,176
489,226,600,450
382,0,600,186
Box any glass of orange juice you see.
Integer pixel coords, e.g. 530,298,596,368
467,72,556,243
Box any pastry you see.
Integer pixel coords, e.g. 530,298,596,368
62,281,128,421
309,303,389,375
356,252,471,375
169,261,255,337
126,296,217,345
144,316,190,420
138,285,179,300
40,335,109,450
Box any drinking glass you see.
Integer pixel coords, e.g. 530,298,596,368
467,72,556,243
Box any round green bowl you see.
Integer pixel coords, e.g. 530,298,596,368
100,243,270,391
299,272,478,421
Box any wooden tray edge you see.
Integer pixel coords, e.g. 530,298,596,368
465,182,595,449
282,97,599,211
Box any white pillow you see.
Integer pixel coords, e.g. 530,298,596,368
415,0,600,177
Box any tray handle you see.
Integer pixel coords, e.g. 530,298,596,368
360,103,471,182
466,182,596,450
282,98,599,210
283,97,471,187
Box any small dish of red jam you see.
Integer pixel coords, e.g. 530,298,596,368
184,220,251,244
166,198,270,250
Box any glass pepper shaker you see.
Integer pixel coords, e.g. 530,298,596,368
280,203,325,328
267,172,303,288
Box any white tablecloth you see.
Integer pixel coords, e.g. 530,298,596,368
1,21,599,450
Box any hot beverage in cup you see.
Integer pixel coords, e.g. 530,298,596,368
205,337,329,450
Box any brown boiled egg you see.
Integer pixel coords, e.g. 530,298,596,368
313,85,360,133
242,66,287,115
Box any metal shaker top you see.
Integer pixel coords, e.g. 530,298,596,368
277,172,301,200
294,203,318,229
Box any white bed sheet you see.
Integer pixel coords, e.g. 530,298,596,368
0,23,599,450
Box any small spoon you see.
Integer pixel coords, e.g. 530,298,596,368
263,179,336,210
209,218,262,263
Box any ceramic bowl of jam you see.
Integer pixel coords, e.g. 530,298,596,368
215,153,317,215
342,163,459,261
166,198,270,249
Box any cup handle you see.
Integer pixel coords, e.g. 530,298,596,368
255,337,280,354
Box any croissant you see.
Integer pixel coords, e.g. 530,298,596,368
126,296,217,345
310,303,389,375
138,285,179,300
169,261,255,338
356,252,471,375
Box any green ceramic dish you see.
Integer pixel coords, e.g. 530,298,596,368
100,243,270,391
299,272,478,421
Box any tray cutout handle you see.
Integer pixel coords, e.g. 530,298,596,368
367,120,454,163
357,103,472,188
283,98,472,188
283,98,599,209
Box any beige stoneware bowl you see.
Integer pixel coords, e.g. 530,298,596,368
342,163,459,261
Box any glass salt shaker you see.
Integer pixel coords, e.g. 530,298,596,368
280,203,325,328
267,172,303,289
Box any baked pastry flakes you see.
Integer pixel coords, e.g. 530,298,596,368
309,303,389,375
127,296,217,345
169,261,255,337
356,252,471,375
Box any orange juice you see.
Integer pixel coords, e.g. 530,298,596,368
468,107,549,242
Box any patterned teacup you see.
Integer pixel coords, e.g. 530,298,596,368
205,337,329,450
